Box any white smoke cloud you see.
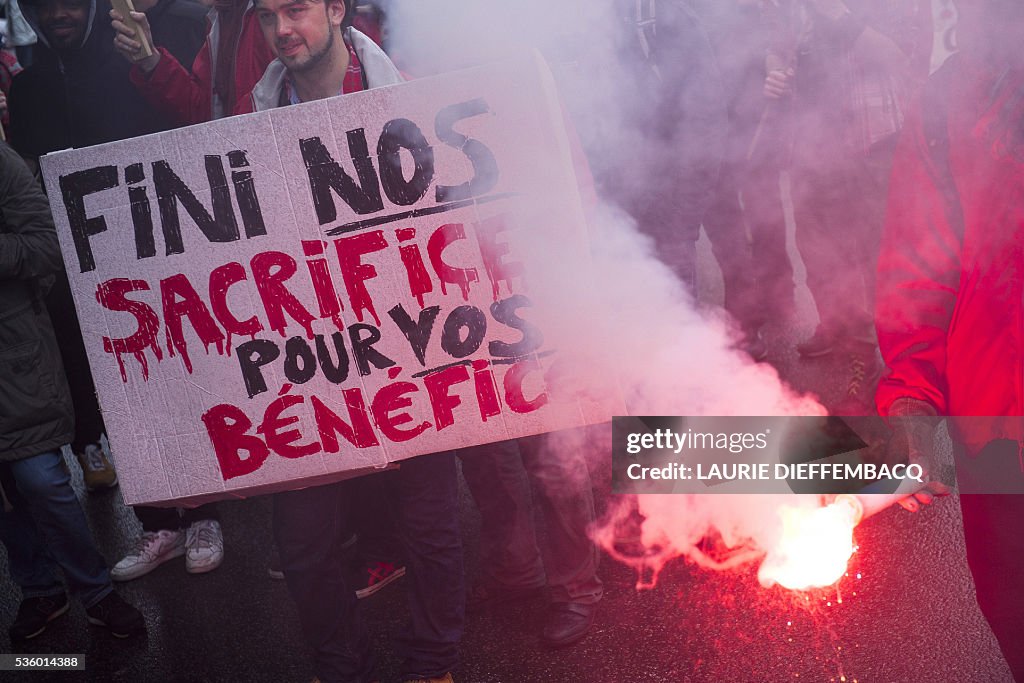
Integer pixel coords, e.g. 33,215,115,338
382,0,827,587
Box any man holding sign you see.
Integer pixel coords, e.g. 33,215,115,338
242,2,462,682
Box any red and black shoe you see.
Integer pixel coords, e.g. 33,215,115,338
347,559,406,599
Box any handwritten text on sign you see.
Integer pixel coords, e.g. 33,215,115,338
41,56,616,506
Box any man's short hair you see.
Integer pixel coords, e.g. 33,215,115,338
341,0,354,28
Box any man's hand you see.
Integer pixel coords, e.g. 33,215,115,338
764,68,794,99
887,398,952,512
111,9,160,73
0,91,7,119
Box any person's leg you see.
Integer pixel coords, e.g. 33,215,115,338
792,166,859,334
349,470,400,561
274,483,374,683
134,505,182,531
180,503,219,526
46,275,106,455
338,471,403,598
459,440,546,593
517,430,602,648
1,465,74,639
0,465,65,600
394,451,463,680
702,162,766,359
851,137,898,330
959,491,1024,680
704,166,759,318
742,157,794,311
517,432,603,608
45,275,116,490
7,451,113,608
822,145,894,415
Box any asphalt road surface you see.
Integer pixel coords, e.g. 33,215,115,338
0,203,1012,683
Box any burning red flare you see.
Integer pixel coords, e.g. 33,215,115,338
757,496,863,591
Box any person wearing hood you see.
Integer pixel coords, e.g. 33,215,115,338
9,0,171,158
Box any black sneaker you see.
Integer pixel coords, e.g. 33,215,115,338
346,559,406,599
85,592,146,638
9,594,69,640
796,326,837,358
541,602,596,648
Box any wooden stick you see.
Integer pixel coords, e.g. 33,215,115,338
110,0,154,59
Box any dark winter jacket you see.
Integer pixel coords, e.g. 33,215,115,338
0,142,73,462
9,0,171,159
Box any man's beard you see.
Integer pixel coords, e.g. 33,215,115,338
286,24,335,73
43,23,85,50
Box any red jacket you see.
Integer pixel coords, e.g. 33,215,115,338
875,56,1024,452
0,52,22,138
129,3,273,125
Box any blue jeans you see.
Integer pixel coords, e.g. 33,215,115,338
459,440,547,592
460,434,603,605
274,451,464,683
0,450,113,608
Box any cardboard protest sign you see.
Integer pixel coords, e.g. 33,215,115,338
40,54,621,507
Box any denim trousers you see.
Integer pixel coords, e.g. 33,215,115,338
273,451,464,683
0,450,113,608
460,435,603,605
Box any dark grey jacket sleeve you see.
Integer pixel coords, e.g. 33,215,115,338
0,143,64,281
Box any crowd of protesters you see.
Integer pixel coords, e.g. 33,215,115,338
0,0,1022,681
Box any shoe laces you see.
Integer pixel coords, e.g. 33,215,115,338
187,522,221,551
82,444,107,472
132,531,162,557
847,355,867,396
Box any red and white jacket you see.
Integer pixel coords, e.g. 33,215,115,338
129,1,274,124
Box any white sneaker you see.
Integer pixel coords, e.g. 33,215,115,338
185,520,224,574
111,530,185,581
